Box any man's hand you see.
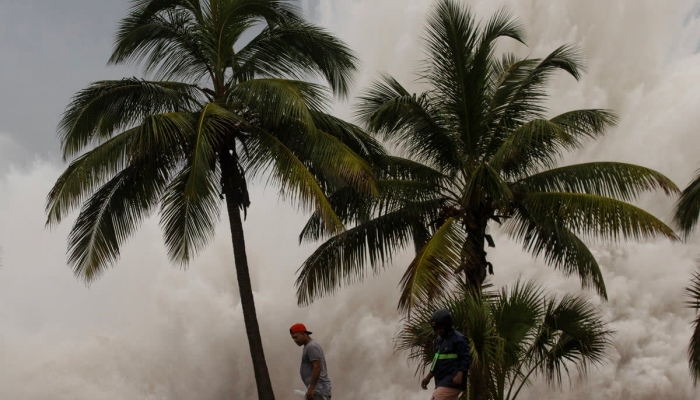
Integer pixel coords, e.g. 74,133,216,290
305,386,315,400
421,375,432,390
452,371,464,386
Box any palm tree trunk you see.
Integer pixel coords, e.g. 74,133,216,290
464,220,488,292
220,149,276,400
464,216,490,400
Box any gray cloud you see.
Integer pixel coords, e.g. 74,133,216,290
1,1,700,399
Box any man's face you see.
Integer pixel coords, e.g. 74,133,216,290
291,332,307,346
431,322,446,337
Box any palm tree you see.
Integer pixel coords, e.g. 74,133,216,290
45,1,380,399
396,281,612,400
294,0,679,312
686,269,700,385
673,169,700,384
674,168,700,239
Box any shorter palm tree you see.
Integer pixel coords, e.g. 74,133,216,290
396,281,612,400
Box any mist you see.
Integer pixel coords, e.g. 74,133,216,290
2,0,700,399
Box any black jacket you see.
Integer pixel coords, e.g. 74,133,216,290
431,329,472,391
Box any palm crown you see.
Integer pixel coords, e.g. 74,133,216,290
46,0,379,280
295,0,679,311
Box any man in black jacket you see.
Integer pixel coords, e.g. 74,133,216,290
420,309,472,400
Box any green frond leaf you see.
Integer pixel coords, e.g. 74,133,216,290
464,163,513,209
295,198,445,305
230,78,330,131
398,217,468,312
674,168,700,239
491,281,545,368
242,126,345,235
374,155,449,184
47,128,138,227
519,192,679,242
536,294,613,386
158,103,229,265
355,74,460,170
309,110,387,162
109,6,213,80
486,46,593,151
504,204,608,298
234,20,358,98
518,162,679,201
490,110,617,178
422,0,480,154
159,165,220,265
58,78,201,159
66,156,171,282
550,109,618,143
686,268,700,384
396,279,612,398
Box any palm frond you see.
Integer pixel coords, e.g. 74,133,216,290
109,6,213,81
48,112,194,226
422,0,480,154
398,217,468,312
374,155,449,184
58,78,201,159
536,294,612,387
66,155,171,282
504,204,608,299
234,20,358,97
396,279,612,400
242,126,346,235
230,78,330,131
489,45,587,130
298,178,444,245
519,192,679,242
491,281,545,367
490,110,616,179
295,198,446,305
550,109,618,144
309,110,387,162
674,168,700,238
517,162,679,201
463,163,513,209
686,268,700,384
355,74,460,170
158,103,229,265
47,128,137,227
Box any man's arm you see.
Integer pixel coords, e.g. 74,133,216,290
305,344,324,399
453,337,473,385
308,360,322,391
421,372,434,390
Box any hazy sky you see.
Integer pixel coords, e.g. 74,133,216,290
2,1,700,399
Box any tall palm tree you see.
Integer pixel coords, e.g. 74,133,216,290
45,1,380,399
396,281,612,400
673,169,700,384
294,0,679,312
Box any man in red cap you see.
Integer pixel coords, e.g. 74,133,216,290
290,323,332,400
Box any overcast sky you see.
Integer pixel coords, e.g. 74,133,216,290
2,1,700,399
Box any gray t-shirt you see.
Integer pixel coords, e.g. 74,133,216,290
300,340,332,396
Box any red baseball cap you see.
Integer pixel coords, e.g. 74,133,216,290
289,323,312,335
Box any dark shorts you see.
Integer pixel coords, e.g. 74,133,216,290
313,394,331,400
